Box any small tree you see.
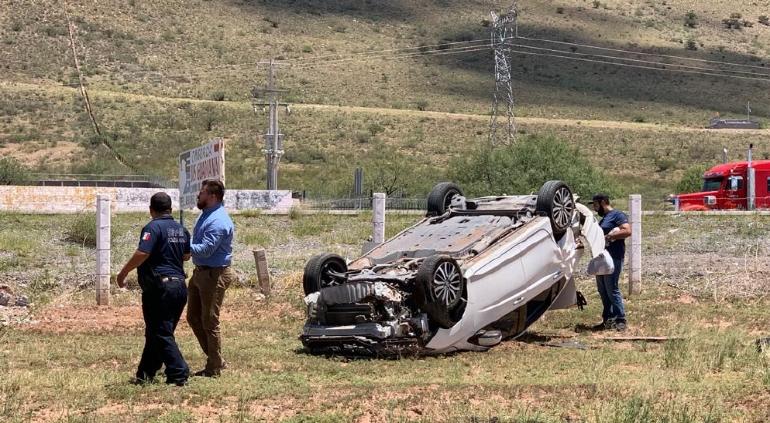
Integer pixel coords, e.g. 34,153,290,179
676,165,709,194
723,13,744,29
0,157,29,185
684,11,698,28
448,135,617,199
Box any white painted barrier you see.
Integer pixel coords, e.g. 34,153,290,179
0,186,295,213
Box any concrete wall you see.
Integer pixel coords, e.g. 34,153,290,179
0,186,295,213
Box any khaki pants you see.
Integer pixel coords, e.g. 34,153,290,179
187,266,236,373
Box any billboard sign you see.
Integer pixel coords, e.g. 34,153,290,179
179,138,225,210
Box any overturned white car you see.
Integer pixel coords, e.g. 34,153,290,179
300,181,605,355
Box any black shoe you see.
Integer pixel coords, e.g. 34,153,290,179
193,369,219,378
613,321,628,332
591,321,609,331
166,379,188,387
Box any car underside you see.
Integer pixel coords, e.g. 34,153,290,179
300,181,604,356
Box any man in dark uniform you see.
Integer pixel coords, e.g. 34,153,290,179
117,192,191,386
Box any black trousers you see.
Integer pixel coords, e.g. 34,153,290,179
137,277,189,383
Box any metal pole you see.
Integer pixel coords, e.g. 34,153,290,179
628,194,642,295
96,194,111,305
748,144,755,211
372,193,386,244
748,168,756,211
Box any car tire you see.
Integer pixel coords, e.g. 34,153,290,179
426,182,463,217
535,180,575,240
303,253,347,295
415,255,465,328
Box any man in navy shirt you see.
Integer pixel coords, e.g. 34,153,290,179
117,192,191,386
591,193,632,331
187,179,237,377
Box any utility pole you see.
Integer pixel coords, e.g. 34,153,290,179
251,59,289,190
489,1,518,147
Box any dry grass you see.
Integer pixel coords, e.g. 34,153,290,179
2,212,770,421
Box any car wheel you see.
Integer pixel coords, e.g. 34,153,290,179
303,253,347,295
535,180,575,240
416,255,465,328
426,182,463,217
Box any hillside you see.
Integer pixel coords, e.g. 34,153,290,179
1,0,770,201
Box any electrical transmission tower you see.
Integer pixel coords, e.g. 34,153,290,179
489,1,518,147
251,59,289,190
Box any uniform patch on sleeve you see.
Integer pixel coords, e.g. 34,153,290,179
142,232,152,241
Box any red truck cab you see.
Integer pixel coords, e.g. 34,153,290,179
676,160,770,211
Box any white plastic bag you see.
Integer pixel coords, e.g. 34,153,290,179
587,250,615,276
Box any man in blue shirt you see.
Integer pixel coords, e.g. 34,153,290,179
117,192,190,386
591,193,632,332
187,179,237,377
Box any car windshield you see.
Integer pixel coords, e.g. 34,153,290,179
702,177,722,192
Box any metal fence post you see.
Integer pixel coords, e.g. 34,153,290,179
628,194,642,295
96,194,111,305
373,193,386,244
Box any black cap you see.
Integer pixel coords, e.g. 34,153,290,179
150,192,172,212
590,193,610,204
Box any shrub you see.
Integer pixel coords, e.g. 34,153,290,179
556,7,564,14
684,11,698,28
0,158,29,185
723,13,744,29
685,39,698,51
288,206,302,220
760,15,770,26
415,100,428,111
210,91,226,101
64,213,98,247
448,135,617,199
592,1,601,9
676,165,709,194
354,130,372,144
367,122,385,136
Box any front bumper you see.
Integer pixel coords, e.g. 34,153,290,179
300,317,429,356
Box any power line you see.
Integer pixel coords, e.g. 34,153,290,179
290,45,491,70
516,35,770,71
507,49,770,83
507,42,770,78
6,34,769,86
208,35,770,76
201,38,491,71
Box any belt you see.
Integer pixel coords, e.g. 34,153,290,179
195,265,229,270
160,276,185,283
